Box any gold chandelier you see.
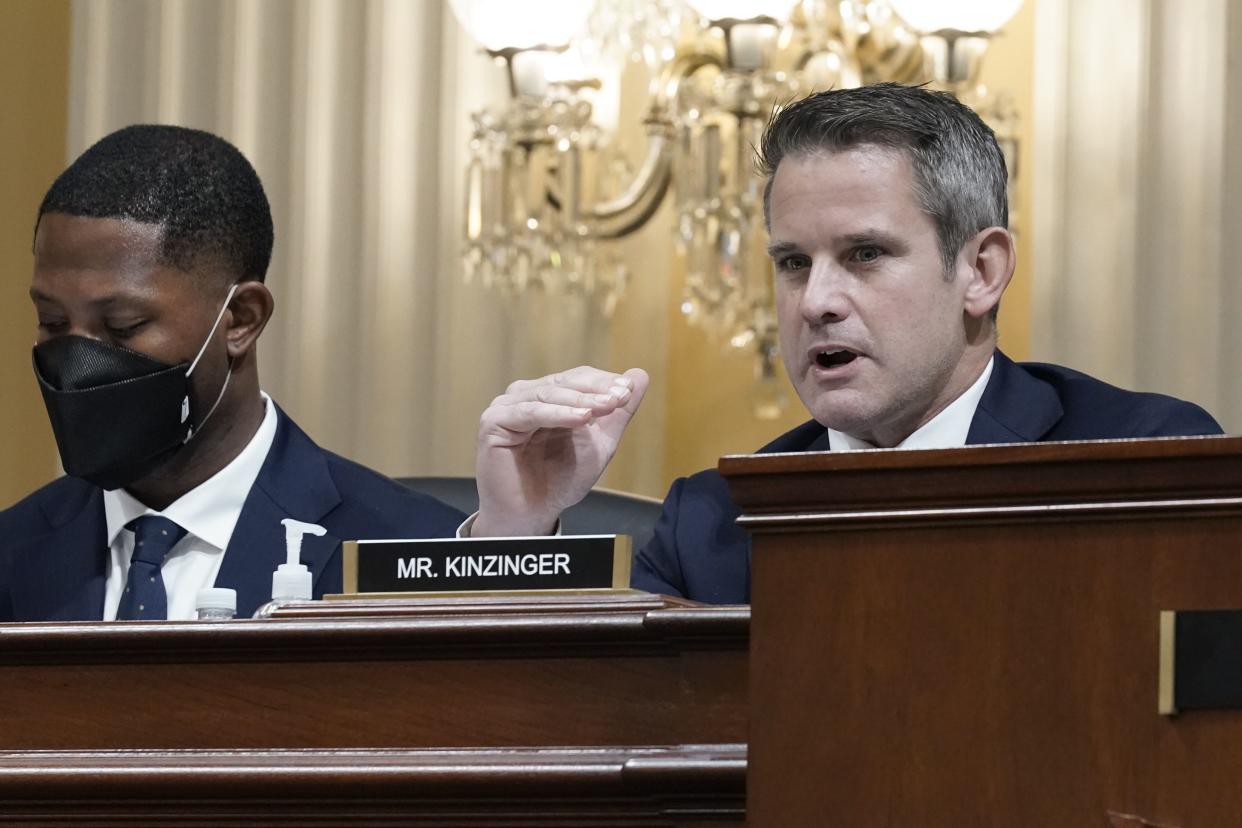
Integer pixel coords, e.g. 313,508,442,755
450,0,1023,417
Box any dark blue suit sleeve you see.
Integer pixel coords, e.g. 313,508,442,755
0,544,12,622
1142,400,1223,437
629,470,750,604
0,492,46,623
630,477,688,599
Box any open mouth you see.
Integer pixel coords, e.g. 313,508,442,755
815,349,858,369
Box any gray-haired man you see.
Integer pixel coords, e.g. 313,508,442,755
469,83,1222,603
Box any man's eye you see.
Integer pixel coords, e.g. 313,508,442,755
106,321,146,339
850,246,884,264
775,255,810,272
37,319,68,334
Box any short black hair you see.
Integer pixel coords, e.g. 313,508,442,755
37,124,274,283
758,83,1008,276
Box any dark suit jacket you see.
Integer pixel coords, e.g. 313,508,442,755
631,352,1225,604
0,407,464,621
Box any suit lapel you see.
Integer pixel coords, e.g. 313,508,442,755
967,351,1063,445
13,482,108,621
759,419,831,453
213,408,342,616
805,428,833,452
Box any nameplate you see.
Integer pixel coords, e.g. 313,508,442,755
339,535,632,596
1158,609,1242,714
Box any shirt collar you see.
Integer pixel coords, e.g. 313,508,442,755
103,393,279,550
828,357,995,452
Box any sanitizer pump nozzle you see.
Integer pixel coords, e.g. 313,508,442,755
272,518,327,601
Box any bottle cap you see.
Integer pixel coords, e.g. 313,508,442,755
195,587,237,612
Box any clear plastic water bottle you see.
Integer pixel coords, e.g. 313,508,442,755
195,587,237,621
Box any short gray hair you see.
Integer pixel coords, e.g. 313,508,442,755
759,83,1008,276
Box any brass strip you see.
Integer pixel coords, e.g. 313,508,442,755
1158,610,1177,716
611,535,634,589
342,541,359,594
737,496,1242,529
323,588,639,601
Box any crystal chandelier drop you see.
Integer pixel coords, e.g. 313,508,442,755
451,0,1024,417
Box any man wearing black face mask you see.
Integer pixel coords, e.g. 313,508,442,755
0,125,464,621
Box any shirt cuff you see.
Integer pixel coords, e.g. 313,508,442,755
456,512,562,538
456,512,478,538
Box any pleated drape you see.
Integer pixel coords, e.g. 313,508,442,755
65,0,664,489
1032,0,1242,430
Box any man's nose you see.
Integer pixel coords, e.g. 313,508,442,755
800,261,852,323
59,321,106,341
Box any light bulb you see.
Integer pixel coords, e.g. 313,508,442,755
684,0,799,22
888,0,1024,34
447,0,591,50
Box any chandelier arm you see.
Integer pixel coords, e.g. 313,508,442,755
580,51,723,240
584,129,674,239
649,51,723,115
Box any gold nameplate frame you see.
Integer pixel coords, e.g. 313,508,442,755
338,534,633,599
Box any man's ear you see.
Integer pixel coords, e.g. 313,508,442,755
223,281,274,358
959,226,1015,320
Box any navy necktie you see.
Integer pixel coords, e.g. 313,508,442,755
116,515,187,620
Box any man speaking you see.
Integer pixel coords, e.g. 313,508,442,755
471,83,1223,602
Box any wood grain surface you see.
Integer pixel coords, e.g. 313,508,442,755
0,744,746,826
726,437,1242,828
0,596,748,752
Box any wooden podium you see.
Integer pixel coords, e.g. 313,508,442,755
722,435,1242,827
0,593,746,824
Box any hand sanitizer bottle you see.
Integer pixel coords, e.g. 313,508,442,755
272,518,328,601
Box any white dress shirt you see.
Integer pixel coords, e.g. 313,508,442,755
102,393,278,621
827,357,995,452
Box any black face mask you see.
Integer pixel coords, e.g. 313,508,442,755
32,285,236,491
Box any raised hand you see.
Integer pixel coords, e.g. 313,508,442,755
471,366,649,537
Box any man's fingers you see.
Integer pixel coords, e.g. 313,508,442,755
529,383,632,413
504,365,634,398
618,368,649,415
482,365,648,445
490,385,631,414
481,399,593,439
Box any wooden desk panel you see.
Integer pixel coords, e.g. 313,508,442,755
0,745,747,826
0,595,748,752
724,437,1242,827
